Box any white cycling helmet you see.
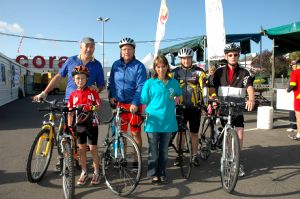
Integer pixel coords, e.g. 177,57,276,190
119,37,136,48
178,47,194,58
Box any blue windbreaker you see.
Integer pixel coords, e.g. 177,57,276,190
109,58,147,105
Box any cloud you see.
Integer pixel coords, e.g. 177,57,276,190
0,20,24,34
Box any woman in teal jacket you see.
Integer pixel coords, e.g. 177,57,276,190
141,55,182,184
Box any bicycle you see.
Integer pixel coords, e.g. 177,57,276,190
26,99,64,183
199,99,243,193
168,105,192,179
101,106,145,196
26,99,81,199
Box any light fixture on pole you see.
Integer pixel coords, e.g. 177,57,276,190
97,17,110,68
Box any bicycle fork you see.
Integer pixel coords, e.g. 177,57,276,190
36,125,54,156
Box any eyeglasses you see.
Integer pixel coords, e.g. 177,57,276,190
228,53,239,57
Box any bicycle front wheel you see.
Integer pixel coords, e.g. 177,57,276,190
179,131,192,179
26,128,53,183
199,117,213,161
220,128,240,193
102,133,142,196
62,140,75,199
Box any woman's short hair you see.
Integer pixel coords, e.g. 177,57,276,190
152,55,170,79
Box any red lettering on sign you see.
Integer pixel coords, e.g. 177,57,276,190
49,56,56,68
15,55,68,69
58,56,68,68
32,56,46,68
16,55,28,67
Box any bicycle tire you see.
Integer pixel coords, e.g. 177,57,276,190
26,128,53,183
199,117,213,161
62,140,75,199
179,131,192,179
102,133,142,196
220,128,240,193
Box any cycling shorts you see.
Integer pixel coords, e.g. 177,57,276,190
118,103,143,133
294,98,300,111
178,106,201,133
77,126,99,145
221,115,244,128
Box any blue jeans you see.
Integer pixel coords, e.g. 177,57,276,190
147,132,172,178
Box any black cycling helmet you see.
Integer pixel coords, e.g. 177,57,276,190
72,65,89,77
119,37,136,48
224,43,241,54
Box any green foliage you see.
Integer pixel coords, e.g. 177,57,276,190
251,50,289,78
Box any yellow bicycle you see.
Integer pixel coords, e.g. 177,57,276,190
26,99,64,182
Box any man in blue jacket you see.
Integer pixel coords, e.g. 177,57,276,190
109,37,147,152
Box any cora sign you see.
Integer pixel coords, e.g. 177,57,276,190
16,55,68,69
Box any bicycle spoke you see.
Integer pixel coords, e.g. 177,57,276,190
102,134,141,196
26,129,53,183
220,128,240,193
179,132,192,179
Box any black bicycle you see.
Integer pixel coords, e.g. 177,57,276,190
199,99,243,193
26,99,85,199
169,105,192,179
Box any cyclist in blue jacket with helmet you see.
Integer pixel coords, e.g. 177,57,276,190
109,37,147,151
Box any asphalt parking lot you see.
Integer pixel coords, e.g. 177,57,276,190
0,93,299,199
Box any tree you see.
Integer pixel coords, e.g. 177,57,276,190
251,50,289,78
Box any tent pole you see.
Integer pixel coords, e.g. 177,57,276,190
271,39,275,107
204,36,207,69
260,36,262,74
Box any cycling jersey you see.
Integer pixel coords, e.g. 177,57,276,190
289,68,300,111
212,65,253,102
173,66,206,107
68,87,101,126
109,57,147,106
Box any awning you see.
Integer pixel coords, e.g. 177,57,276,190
264,21,300,55
158,33,262,58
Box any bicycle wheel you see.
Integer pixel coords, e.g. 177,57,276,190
26,128,53,183
199,117,213,161
62,140,75,199
220,128,240,193
179,131,192,179
102,133,142,196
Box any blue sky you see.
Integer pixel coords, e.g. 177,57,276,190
0,0,299,68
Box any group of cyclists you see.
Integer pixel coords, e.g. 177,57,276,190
33,36,255,186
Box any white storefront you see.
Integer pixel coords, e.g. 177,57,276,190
0,52,29,106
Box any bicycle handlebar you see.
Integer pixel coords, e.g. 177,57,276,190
35,99,85,113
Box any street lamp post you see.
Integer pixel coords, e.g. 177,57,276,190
97,17,110,68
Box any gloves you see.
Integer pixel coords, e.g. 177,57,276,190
36,91,47,101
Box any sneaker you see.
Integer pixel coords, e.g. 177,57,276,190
192,155,200,167
286,128,296,132
288,134,300,140
55,157,63,173
239,164,245,177
160,176,169,184
91,173,100,185
173,156,181,166
77,172,88,185
151,176,161,185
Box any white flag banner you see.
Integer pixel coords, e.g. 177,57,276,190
205,0,226,61
154,0,169,57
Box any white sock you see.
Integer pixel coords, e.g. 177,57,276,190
81,169,87,175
